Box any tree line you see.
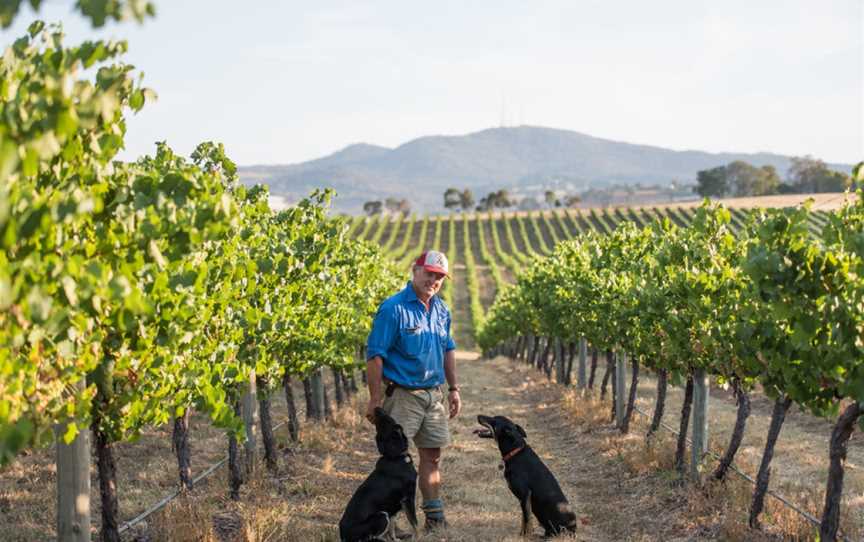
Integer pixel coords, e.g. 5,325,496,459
694,156,851,198
367,155,850,216
443,187,580,212
362,196,411,216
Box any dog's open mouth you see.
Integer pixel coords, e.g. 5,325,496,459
473,418,494,439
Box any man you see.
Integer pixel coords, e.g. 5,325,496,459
365,249,461,532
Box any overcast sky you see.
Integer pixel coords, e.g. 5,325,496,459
4,1,862,166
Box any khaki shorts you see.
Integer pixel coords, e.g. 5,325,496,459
382,384,451,449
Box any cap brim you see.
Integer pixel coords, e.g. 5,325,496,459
424,265,450,277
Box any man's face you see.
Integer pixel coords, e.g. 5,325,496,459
412,266,446,299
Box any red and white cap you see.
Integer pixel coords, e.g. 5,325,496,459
414,250,450,277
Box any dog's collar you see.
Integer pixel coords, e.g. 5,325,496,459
501,445,525,463
386,453,412,464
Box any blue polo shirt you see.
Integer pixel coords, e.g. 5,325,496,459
366,282,457,388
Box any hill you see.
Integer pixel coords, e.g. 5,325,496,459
238,126,852,213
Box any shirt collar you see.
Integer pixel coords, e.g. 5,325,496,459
403,281,436,308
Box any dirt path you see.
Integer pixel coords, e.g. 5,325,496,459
419,351,604,541
251,351,611,542
8,347,837,540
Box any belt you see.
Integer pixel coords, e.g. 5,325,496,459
384,380,439,397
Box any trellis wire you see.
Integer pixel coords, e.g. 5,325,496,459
630,403,857,542
116,374,859,541
117,419,288,536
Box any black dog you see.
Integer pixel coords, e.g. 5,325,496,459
339,407,418,542
476,414,578,537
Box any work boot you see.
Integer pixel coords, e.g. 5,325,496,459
423,516,449,533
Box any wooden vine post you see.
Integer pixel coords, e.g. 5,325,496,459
310,368,326,421
577,338,587,389
690,368,709,482
555,338,567,384
242,369,259,475
55,382,91,542
614,351,627,427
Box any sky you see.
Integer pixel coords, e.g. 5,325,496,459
3,1,862,166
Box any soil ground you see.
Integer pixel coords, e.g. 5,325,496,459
616,360,864,537
261,351,610,542
167,352,862,541
3,352,860,541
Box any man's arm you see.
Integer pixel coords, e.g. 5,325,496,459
444,349,461,418
366,355,385,423
365,302,396,424
443,349,457,389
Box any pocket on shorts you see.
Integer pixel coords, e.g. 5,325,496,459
432,386,445,406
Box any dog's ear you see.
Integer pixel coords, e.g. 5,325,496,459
515,424,527,438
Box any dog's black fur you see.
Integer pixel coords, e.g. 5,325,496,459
476,414,578,537
339,407,418,542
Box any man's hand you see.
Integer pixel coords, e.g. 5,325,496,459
365,397,382,424
365,356,384,424
448,390,462,419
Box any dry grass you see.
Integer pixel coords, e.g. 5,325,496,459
0,381,323,541
144,352,608,541
0,405,230,541
619,361,863,540
550,357,863,541
659,192,854,211
136,399,375,542
3,351,862,541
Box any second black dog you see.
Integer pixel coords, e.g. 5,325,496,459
476,414,578,537
339,407,418,542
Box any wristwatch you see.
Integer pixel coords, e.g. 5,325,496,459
448,386,460,392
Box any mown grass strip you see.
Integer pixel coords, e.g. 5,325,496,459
564,208,585,234
811,210,830,227
659,206,687,229
355,215,375,240
804,210,826,235
390,213,415,261
672,206,695,226
528,212,554,254
440,214,457,309
488,212,522,277
517,213,543,257
432,215,444,251
475,214,506,295
462,215,485,335
397,214,427,268
540,210,563,247
612,207,632,227
345,215,365,238
368,214,389,244
554,208,578,239
598,207,620,232
380,213,403,255
626,207,647,228
726,207,748,233
588,208,612,234
575,209,595,232
503,213,533,264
